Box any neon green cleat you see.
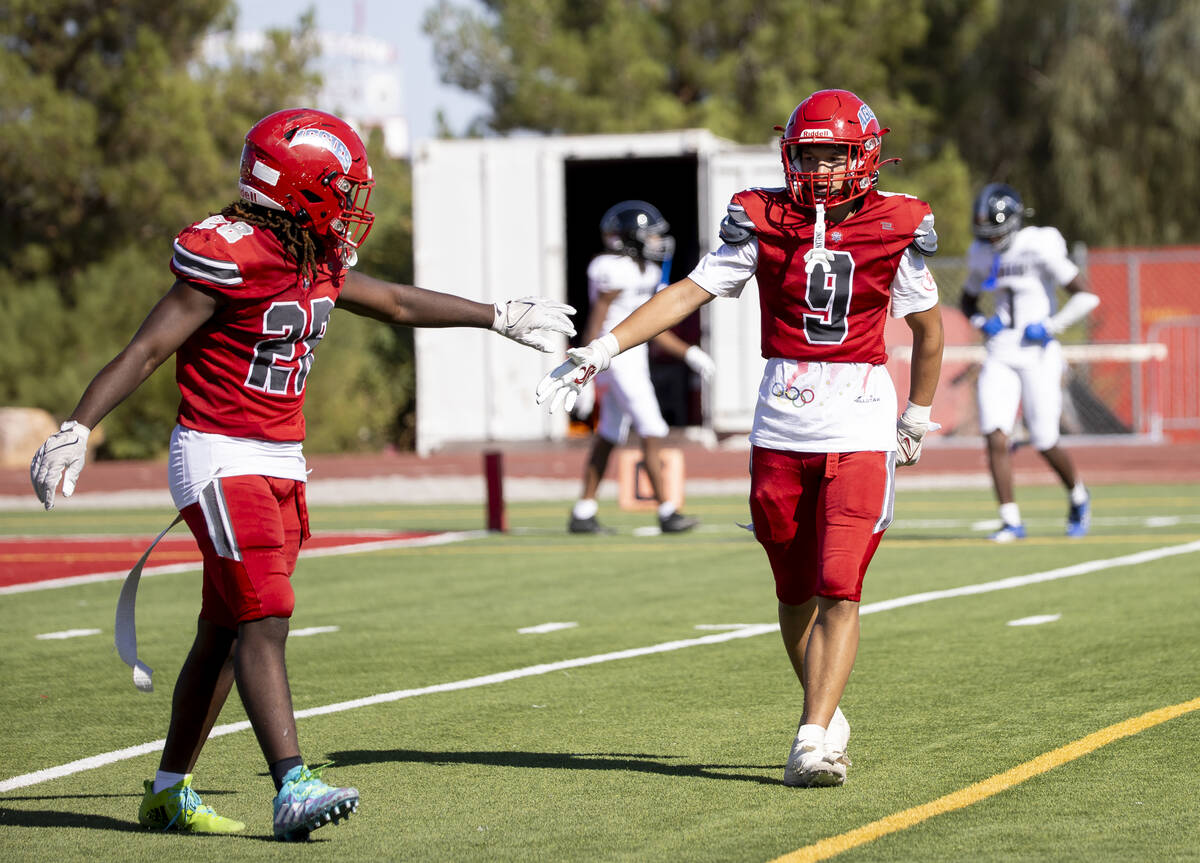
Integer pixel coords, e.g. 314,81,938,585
138,774,246,834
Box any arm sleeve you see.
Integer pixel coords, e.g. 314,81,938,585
890,247,940,318
687,238,759,298
1048,291,1100,333
586,256,618,303
1040,227,1081,286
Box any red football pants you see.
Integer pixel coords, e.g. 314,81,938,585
749,447,895,604
180,475,310,629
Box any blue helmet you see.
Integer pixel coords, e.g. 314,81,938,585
972,183,1028,249
600,200,676,262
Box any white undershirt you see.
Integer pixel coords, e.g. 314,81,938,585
168,425,308,509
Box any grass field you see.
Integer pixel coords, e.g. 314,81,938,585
1,482,1198,862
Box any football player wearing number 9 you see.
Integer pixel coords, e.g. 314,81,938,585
537,89,945,788
28,108,575,840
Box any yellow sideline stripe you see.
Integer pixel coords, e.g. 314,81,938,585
771,696,1200,863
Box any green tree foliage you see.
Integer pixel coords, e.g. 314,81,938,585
304,130,419,453
423,0,973,251
922,0,1200,245
0,0,418,458
425,0,1200,250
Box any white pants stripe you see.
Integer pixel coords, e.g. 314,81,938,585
198,479,241,562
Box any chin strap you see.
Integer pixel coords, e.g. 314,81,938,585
804,203,835,275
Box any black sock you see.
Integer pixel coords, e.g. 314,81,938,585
270,756,305,791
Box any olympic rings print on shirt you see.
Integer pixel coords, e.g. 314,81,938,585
770,381,816,406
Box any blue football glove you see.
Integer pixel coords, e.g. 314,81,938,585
980,315,1004,337
1023,321,1054,346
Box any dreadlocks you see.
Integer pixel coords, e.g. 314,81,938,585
220,200,326,284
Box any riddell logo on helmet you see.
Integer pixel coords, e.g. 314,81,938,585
289,128,353,173
798,129,834,140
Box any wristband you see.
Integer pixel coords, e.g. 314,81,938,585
60,420,92,442
901,401,931,424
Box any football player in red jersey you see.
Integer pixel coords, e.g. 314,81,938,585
538,90,944,788
30,108,575,839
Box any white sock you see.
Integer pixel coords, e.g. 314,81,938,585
999,502,1022,527
572,498,598,520
152,770,188,794
1070,483,1089,505
796,723,826,746
827,707,849,751
657,501,677,520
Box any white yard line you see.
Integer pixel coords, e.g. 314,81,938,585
2,539,1198,793
35,628,102,640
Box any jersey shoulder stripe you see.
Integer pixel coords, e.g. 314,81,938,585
171,240,244,286
170,215,302,299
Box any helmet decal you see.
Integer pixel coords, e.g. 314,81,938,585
289,127,353,173
250,159,281,187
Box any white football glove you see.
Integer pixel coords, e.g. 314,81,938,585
571,378,596,420
684,345,716,382
536,334,618,414
31,420,91,510
491,297,577,352
895,402,939,467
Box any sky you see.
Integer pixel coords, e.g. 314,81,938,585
234,0,489,143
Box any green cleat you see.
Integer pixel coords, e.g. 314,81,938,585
138,774,246,834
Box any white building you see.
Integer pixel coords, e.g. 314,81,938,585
200,29,410,157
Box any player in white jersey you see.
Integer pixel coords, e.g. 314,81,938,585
568,200,715,534
961,183,1100,541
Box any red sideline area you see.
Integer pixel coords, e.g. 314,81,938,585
0,531,436,588
4,437,1198,588
4,438,1200,497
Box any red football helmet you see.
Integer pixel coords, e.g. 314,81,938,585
238,108,375,250
779,89,895,208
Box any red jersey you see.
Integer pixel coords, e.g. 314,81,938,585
169,215,346,441
731,188,932,364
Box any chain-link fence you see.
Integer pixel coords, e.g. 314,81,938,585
903,247,1200,443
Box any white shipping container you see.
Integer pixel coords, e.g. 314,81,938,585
411,130,782,454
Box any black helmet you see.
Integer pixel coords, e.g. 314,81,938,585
600,200,676,262
972,183,1028,249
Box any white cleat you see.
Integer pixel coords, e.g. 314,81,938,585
989,523,1027,543
825,707,852,772
783,732,847,788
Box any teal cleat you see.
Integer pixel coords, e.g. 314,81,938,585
272,765,359,841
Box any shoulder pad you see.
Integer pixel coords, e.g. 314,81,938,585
911,212,938,256
718,202,756,246
171,215,255,286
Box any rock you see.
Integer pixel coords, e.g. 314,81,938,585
0,408,64,468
